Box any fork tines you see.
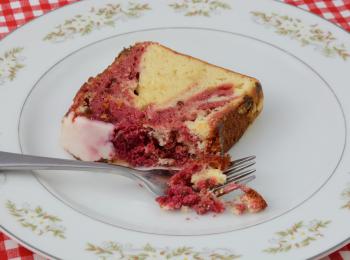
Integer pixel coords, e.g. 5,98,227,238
224,156,256,176
212,155,257,197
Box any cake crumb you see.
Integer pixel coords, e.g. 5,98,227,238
240,187,267,213
230,202,247,215
181,206,190,213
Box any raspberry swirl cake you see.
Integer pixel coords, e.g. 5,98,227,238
61,42,267,214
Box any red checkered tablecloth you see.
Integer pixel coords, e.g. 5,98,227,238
0,0,350,259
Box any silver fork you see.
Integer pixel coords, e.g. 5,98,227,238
0,151,256,196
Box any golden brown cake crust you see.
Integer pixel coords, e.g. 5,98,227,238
208,81,263,153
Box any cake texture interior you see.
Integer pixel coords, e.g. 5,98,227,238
61,42,267,214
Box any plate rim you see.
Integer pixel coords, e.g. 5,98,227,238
1,0,349,41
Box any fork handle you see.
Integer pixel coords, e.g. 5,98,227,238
0,151,140,180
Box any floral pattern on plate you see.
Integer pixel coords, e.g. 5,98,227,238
86,242,241,259
341,182,350,209
43,2,151,42
0,47,25,85
169,0,231,17
6,200,66,239
251,11,350,60
264,219,331,253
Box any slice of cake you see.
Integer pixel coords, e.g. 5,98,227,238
61,41,266,214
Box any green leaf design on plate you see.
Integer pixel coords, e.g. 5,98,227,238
264,219,331,254
341,182,350,209
6,200,66,239
86,242,241,259
43,1,151,42
169,0,231,17
0,47,25,84
251,11,350,60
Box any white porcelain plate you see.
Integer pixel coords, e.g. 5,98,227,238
0,0,349,259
